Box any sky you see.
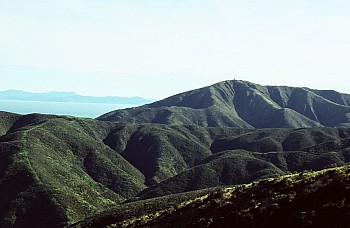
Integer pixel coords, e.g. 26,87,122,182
1,0,350,99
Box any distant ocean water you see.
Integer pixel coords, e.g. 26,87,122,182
0,100,137,118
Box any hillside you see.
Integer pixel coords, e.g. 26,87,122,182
99,164,350,228
137,127,350,199
0,113,146,227
1,111,350,226
98,80,350,128
0,111,21,136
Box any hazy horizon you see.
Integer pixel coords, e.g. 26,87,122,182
1,77,350,100
0,88,155,99
1,1,349,99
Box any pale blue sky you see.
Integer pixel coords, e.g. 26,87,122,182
1,0,350,99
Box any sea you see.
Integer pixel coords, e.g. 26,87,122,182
0,100,138,118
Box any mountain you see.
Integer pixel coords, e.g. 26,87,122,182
98,80,350,128
0,90,154,105
85,164,350,228
1,80,350,227
1,111,350,226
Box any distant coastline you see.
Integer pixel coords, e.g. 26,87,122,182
0,90,155,118
0,100,139,118
0,90,155,104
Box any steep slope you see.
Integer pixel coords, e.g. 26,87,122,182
98,80,350,128
0,111,21,136
104,165,350,228
0,114,146,227
138,128,350,199
103,124,249,186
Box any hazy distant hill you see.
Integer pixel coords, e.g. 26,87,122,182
98,80,350,128
1,111,350,226
0,90,154,105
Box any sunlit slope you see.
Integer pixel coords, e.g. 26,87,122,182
0,114,146,227
94,165,350,228
99,80,350,128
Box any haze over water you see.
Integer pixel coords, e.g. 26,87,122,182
0,100,136,118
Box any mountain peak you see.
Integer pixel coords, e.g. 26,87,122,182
98,80,350,128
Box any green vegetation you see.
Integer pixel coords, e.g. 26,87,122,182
0,111,21,136
98,80,350,128
71,188,220,228
1,111,350,226
1,80,350,227
138,127,350,199
0,114,145,227
103,165,350,228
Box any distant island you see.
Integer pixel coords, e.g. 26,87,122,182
0,90,155,105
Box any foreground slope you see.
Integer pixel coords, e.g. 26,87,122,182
93,165,350,228
98,80,350,128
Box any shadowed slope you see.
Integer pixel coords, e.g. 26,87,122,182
138,127,350,199
0,111,21,136
103,124,249,185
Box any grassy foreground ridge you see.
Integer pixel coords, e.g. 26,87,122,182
97,165,350,228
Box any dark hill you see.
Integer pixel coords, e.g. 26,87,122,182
0,111,21,136
138,127,350,199
98,80,350,128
